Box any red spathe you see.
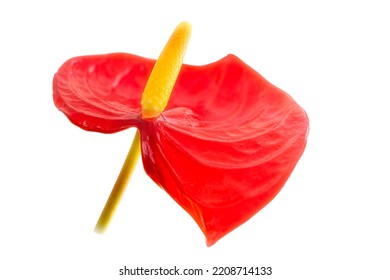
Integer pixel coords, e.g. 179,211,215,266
53,53,309,245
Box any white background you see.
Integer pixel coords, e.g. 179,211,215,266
1,0,389,279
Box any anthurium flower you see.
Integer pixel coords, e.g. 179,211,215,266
53,22,309,246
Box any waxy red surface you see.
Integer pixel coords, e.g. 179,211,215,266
53,53,309,245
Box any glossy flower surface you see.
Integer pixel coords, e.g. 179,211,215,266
53,52,309,245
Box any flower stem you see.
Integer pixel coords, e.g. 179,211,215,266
94,130,141,233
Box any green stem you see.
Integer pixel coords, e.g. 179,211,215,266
94,130,141,233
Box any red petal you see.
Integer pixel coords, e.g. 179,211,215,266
139,55,309,245
54,53,309,245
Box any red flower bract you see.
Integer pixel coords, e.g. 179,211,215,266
53,52,309,246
